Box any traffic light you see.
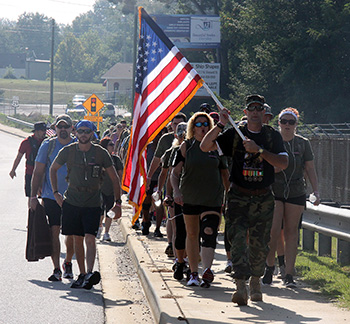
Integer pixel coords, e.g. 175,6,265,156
91,97,97,112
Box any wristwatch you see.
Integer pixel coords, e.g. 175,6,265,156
258,148,264,155
115,198,122,204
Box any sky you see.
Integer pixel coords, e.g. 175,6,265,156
0,0,97,25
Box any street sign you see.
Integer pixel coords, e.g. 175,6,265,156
84,115,103,122
83,94,104,115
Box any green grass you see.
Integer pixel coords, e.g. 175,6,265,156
0,79,105,105
295,249,350,309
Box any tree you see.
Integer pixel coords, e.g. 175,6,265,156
54,33,89,82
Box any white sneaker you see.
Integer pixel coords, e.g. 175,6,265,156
187,272,200,286
224,260,233,273
96,226,103,239
103,233,111,242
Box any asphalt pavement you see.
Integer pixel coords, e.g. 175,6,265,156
1,122,349,324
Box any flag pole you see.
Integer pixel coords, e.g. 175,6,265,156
202,82,245,140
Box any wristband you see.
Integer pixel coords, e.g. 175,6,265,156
53,191,59,195
217,122,225,130
30,196,37,200
115,203,121,207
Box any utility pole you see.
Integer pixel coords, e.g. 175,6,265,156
49,19,55,116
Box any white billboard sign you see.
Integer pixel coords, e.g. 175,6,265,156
193,63,220,96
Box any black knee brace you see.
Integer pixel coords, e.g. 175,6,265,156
200,214,220,249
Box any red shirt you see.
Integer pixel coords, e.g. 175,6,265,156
19,135,44,175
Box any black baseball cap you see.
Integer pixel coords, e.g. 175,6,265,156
245,94,265,107
32,121,47,132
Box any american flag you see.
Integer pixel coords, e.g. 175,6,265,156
122,7,203,224
46,127,56,138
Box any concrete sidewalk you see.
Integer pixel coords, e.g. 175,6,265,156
116,201,350,324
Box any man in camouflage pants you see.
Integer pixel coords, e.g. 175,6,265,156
201,94,288,305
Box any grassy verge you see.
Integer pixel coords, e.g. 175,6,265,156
295,249,350,309
0,79,105,105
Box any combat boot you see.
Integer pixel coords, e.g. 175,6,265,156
231,279,248,305
249,276,263,301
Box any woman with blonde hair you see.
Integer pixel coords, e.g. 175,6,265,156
263,107,320,288
171,112,228,287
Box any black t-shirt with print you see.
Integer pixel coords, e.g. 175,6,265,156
216,124,286,189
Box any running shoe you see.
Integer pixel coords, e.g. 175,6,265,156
132,220,140,230
187,272,200,286
200,268,214,288
62,261,73,279
262,265,274,285
173,261,186,280
284,274,296,288
96,226,103,239
71,273,85,288
103,233,111,242
154,228,164,238
82,271,101,290
48,268,62,282
224,260,233,273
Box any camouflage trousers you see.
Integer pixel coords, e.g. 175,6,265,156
225,187,274,279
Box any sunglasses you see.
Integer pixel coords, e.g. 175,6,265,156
77,128,93,134
246,105,265,112
194,121,209,127
280,119,296,125
56,124,70,129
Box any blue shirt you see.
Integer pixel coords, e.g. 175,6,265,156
35,137,74,200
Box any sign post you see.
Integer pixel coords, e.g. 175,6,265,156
82,94,104,130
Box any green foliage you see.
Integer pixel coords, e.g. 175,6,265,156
296,249,350,308
3,65,16,79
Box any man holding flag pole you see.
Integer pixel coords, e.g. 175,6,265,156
121,7,204,225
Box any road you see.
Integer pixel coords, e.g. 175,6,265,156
0,104,129,118
0,130,154,324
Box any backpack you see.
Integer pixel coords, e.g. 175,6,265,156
27,136,41,166
65,143,105,192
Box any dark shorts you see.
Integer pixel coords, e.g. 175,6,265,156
25,174,32,197
42,198,62,227
101,193,114,217
62,201,101,237
275,194,306,207
182,203,221,215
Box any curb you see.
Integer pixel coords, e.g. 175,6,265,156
118,209,187,324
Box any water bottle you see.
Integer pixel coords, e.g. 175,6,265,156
309,193,317,204
152,191,162,207
107,210,115,218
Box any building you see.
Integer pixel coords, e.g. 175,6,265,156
101,62,133,105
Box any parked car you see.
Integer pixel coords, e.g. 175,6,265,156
72,95,86,106
65,104,86,117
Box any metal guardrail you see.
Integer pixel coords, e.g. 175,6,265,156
6,116,34,128
302,202,350,265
